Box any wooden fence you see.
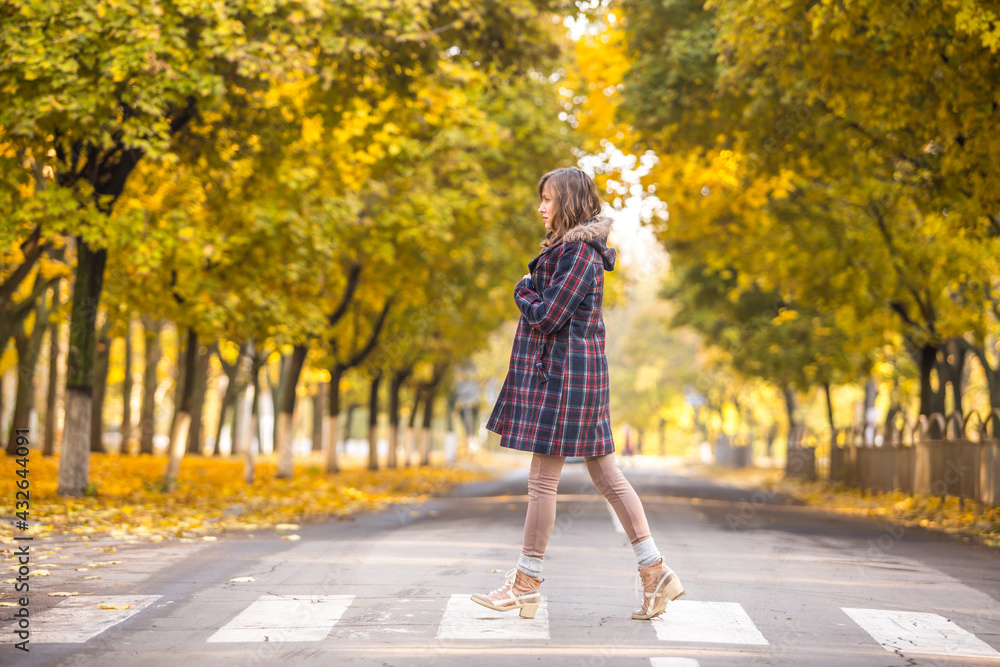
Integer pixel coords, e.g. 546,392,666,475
824,410,1000,509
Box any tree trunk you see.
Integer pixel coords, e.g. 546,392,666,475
215,341,251,455
212,357,235,457
940,338,967,416
43,282,61,457
170,327,195,455
862,378,878,443
968,340,1000,436
233,342,261,457
783,385,799,446
405,389,421,468
325,365,343,474
420,387,434,467
367,371,382,471
917,343,944,438
121,317,133,453
823,382,835,433
6,326,41,454
311,384,324,453
186,340,211,456
90,318,112,453
6,288,51,455
57,240,107,496
387,369,409,469
345,403,358,444
244,360,262,485
275,343,308,479
138,316,163,455
164,327,198,490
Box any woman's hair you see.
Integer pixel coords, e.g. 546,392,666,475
537,167,604,247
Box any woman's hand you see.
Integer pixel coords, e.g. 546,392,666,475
522,273,532,283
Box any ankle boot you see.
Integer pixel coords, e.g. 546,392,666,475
632,559,684,620
471,568,543,619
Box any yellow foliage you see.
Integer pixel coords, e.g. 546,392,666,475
0,454,492,542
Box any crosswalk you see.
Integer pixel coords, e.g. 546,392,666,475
842,607,1000,659
206,594,354,643
7,595,162,643
4,591,998,663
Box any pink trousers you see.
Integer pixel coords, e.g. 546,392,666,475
521,452,652,559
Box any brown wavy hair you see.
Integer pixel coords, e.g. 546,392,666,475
538,167,603,248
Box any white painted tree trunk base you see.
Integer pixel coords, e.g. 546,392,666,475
57,388,92,496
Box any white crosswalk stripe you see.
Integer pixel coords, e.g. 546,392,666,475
651,600,769,645
842,607,1000,659
206,594,354,643
0,595,161,644
436,594,550,640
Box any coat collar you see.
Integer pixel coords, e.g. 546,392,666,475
529,215,616,272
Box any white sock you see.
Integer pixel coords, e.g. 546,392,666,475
633,537,661,567
517,554,543,578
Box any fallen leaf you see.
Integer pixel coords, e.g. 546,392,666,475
282,534,301,541
48,592,80,597
99,605,131,610
229,576,256,583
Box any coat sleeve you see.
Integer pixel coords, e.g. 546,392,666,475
514,244,595,335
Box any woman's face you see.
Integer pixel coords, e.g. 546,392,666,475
538,186,556,231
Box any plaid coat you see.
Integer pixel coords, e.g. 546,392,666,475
486,215,617,457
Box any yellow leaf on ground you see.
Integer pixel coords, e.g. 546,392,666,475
229,577,255,583
48,592,80,597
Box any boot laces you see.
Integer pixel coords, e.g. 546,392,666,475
488,568,518,597
634,572,646,608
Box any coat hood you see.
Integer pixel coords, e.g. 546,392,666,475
562,215,616,271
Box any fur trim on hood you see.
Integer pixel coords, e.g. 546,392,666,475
561,215,616,271
562,215,612,243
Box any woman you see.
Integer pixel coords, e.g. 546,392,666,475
471,167,684,621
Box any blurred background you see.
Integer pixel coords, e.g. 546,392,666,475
2,0,998,508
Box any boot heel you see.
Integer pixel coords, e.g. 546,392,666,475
664,575,685,602
519,603,539,619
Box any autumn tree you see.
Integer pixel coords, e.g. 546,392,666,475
1,0,573,493
598,0,1000,419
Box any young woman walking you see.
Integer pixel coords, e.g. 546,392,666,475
472,167,684,621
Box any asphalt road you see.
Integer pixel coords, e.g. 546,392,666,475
3,458,1000,667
